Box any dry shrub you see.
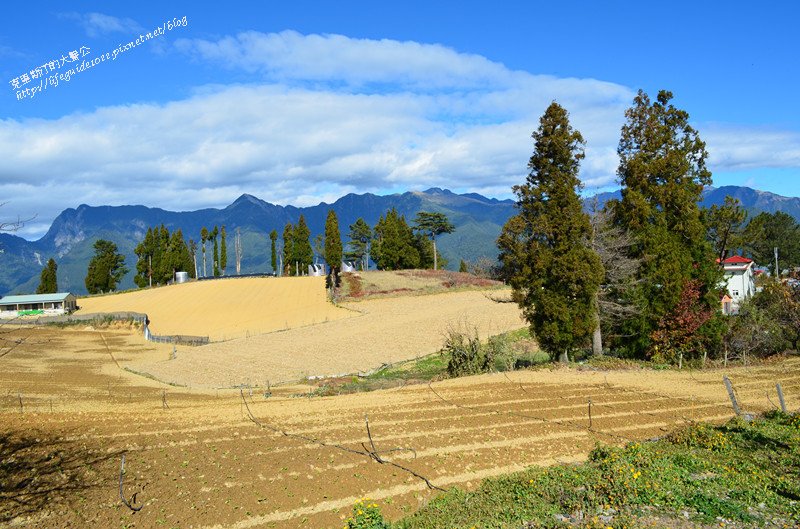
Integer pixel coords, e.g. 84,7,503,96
343,273,363,298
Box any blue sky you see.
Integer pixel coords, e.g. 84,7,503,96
1,1,799,239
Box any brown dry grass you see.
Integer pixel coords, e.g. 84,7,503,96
338,270,503,301
76,276,353,341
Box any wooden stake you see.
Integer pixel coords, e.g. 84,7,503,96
18,393,22,414
723,376,741,417
777,383,787,413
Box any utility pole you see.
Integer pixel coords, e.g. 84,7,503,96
148,255,152,287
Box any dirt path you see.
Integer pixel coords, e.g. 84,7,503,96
2,326,799,529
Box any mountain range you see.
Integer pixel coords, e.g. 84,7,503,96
1,185,799,296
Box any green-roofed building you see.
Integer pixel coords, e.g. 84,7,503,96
0,293,78,318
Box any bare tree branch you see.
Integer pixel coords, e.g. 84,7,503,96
239,390,445,491
119,454,143,512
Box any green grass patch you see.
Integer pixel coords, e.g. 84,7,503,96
310,327,548,396
344,413,800,528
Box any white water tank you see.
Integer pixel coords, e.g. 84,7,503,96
175,271,189,283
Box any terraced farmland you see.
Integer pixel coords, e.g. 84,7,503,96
2,325,798,528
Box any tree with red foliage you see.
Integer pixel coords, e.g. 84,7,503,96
649,280,714,365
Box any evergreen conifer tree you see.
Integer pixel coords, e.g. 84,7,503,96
270,229,278,273
346,218,372,270
413,212,455,270
220,226,227,275
372,208,419,270
324,210,343,285
609,90,720,358
498,102,603,363
211,226,220,277
293,215,314,274
85,239,128,294
282,222,294,276
36,258,58,294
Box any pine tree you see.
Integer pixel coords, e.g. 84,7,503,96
269,229,278,273
459,259,468,273
324,210,343,286
414,233,441,269
497,102,603,363
413,212,455,270
85,239,128,294
610,89,720,358
346,218,372,270
293,215,314,274
36,258,58,294
220,226,227,275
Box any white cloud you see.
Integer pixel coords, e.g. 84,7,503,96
62,12,143,38
2,30,798,240
703,125,800,171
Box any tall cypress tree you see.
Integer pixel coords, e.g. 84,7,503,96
610,89,720,358
282,222,294,276
211,226,220,277
498,102,603,363
269,229,278,273
220,226,227,275
36,258,58,294
293,215,314,274
324,210,343,285
200,226,209,278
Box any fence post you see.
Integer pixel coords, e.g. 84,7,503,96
777,383,787,413
723,376,741,417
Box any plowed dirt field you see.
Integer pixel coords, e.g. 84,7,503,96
2,326,798,529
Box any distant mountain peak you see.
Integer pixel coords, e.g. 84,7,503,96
423,187,453,195
232,193,263,205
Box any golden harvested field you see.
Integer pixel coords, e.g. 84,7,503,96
76,276,354,341
132,289,527,388
2,325,799,529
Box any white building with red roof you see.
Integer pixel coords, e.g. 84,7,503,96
720,255,756,314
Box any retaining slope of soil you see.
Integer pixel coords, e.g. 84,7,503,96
131,289,527,388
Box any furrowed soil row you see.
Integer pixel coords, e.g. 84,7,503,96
3,323,798,529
